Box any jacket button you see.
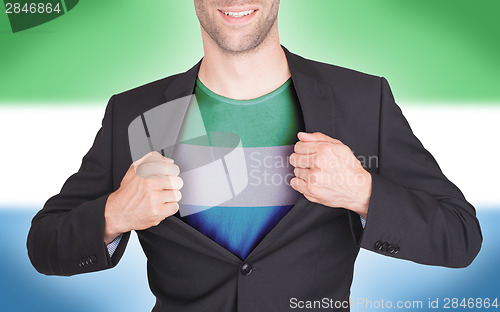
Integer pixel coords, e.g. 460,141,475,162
79,259,87,267
381,242,389,252
393,245,400,254
89,256,97,265
240,263,253,276
374,241,383,250
387,244,394,253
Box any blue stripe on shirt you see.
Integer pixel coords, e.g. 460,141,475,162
182,205,293,259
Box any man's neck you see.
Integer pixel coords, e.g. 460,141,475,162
197,29,291,100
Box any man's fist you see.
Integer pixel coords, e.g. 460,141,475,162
104,151,183,244
289,132,371,218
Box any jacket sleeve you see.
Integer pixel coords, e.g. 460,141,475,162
356,77,482,268
27,95,130,276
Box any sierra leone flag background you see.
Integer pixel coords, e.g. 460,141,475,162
1,1,499,311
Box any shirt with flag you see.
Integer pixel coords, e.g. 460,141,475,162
178,77,305,260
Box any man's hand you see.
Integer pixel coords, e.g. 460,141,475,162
289,132,372,219
103,151,183,244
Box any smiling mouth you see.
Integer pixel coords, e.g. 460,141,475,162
219,9,257,18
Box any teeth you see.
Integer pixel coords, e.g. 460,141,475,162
222,10,255,18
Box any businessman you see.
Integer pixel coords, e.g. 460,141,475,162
27,1,482,311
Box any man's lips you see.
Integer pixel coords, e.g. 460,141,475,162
218,8,258,24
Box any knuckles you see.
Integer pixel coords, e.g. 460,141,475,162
171,176,184,190
289,153,297,166
173,190,182,202
164,202,180,216
316,143,331,155
311,156,323,168
167,163,181,176
306,182,318,198
134,159,180,179
308,169,321,184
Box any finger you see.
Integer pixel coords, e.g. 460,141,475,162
294,167,325,186
124,153,162,183
165,163,180,176
290,177,320,203
289,153,316,168
161,202,180,217
294,141,326,154
143,156,174,164
136,162,180,178
133,151,161,166
290,177,315,197
295,140,346,155
161,176,184,190
297,132,342,144
290,176,305,193
135,162,165,178
158,190,182,203
293,167,311,181
141,153,175,166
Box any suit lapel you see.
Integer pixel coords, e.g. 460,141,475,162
283,46,336,136
156,46,337,261
163,60,201,102
244,48,337,258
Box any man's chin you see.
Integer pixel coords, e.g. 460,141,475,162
215,36,267,55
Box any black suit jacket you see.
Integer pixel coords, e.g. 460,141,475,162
27,46,482,312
